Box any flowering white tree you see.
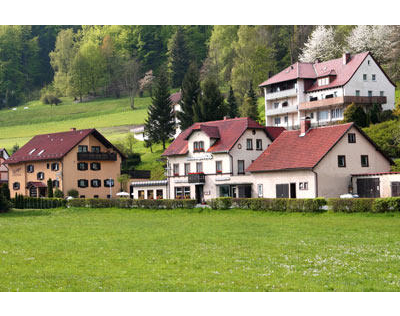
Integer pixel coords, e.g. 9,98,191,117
346,25,393,64
299,26,340,62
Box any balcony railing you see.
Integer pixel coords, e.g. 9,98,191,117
299,96,387,111
266,105,298,116
265,88,297,100
188,172,205,184
77,152,117,161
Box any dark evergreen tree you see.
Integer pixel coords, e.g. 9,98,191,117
1,183,10,201
144,68,175,150
194,78,226,122
169,27,191,88
47,178,54,198
227,86,238,118
368,103,382,125
239,81,259,121
343,103,368,127
177,63,201,130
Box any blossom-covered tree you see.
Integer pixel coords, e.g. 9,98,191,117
299,26,340,62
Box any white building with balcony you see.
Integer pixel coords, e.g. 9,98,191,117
260,52,396,129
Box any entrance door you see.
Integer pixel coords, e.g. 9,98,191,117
195,185,204,204
357,178,380,198
29,187,37,197
276,184,289,198
290,183,296,198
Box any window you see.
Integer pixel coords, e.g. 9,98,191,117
38,150,45,156
78,145,88,153
13,182,20,190
107,195,111,199
80,195,86,199
90,162,101,171
28,149,36,155
147,190,154,199
284,116,288,123
338,155,346,168
252,130,256,135
246,139,253,150
193,141,205,152
198,141,204,151
256,139,263,151
273,102,279,109
184,163,190,176
156,189,163,199
175,187,190,199
91,146,100,153
318,77,329,86
380,91,384,97
368,60,371,65
348,133,356,143
173,163,179,176
37,172,45,180
51,163,59,171
91,179,101,187
391,182,400,197
274,117,281,125
238,160,245,175
196,162,203,173
355,90,360,97
219,185,230,197
318,110,329,121
299,182,308,190
368,90,373,97
310,112,314,119
361,155,369,167
52,180,60,188
47,163,50,169
27,165,34,173
309,96,318,102
94,195,99,199
282,101,288,107
104,179,114,187
372,74,376,81
78,179,88,188
363,74,367,81
258,184,263,198
331,108,343,119
138,190,145,199
216,161,222,173
77,162,88,171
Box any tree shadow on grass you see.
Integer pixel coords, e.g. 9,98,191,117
0,209,52,218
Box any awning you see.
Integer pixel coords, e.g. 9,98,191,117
27,181,47,188
131,180,167,187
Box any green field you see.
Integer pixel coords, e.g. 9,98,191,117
0,208,400,291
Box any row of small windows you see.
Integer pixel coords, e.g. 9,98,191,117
363,74,376,81
355,90,384,97
77,179,114,188
246,139,263,151
172,160,247,176
13,180,60,191
78,145,101,153
337,155,369,168
77,162,101,171
137,189,164,200
27,163,59,173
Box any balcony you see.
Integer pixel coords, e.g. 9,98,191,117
299,96,387,111
265,88,297,100
77,152,117,161
266,105,298,116
188,172,205,184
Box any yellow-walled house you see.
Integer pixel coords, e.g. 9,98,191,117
6,128,124,199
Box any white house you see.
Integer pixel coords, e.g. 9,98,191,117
260,52,396,129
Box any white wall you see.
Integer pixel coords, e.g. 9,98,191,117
132,185,167,199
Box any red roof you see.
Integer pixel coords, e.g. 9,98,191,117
6,129,123,164
27,181,47,188
259,52,394,91
170,91,182,105
185,125,220,140
248,123,355,172
163,117,279,156
265,127,286,141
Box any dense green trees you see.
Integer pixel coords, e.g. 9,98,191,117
227,86,238,118
168,27,191,88
239,81,259,121
194,78,226,122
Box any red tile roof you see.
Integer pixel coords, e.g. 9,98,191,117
186,125,220,140
265,127,286,141
248,123,355,172
170,91,182,105
6,129,123,164
163,117,280,156
259,52,394,91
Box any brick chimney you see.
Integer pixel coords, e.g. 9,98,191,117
343,52,351,65
299,117,311,137
70,128,76,131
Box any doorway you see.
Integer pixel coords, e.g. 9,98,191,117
195,185,204,204
357,178,380,198
290,183,296,198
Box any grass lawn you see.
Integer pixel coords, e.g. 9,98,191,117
1,208,400,291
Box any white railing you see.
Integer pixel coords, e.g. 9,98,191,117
265,88,297,100
266,105,298,116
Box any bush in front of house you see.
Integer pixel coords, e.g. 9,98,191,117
54,189,64,198
67,189,79,198
327,198,375,213
12,194,67,209
0,192,12,213
372,197,400,213
67,198,197,209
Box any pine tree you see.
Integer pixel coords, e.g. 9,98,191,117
194,78,226,122
1,183,10,201
47,178,54,198
169,27,191,88
343,103,368,127
227,86,238,118
144,68,175,150
239,81,259,121
177,63,201,130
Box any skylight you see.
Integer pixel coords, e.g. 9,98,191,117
28,149,36,155
37,150,45,156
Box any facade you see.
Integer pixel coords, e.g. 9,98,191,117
131,180,168,200
6,129,124,199
260,52,396,129
247,119,393,198
352,172,400,198
161,117,284,202
0,148,10,185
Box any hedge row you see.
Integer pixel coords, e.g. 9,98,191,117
67,198,197,209
12,196,67,209
208,197,327,212
328,197,400,213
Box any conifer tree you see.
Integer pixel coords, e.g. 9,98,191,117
169,27,191,88
47,179,54,198
144,68,175,150
227,86,238,118
239,81,259,121
177,63,201,130
194,78,226,122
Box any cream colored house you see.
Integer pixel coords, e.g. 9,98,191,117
260,52,396,129
6,128,124,199
247,119,393,198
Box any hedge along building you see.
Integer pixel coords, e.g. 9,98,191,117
161,117,284,202
247,118,393,198
6,128,124,199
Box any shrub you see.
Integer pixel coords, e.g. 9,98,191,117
1,183,10,200
54,189,64,198
67,198,197,209
41,93,62,106
67,189,79,198
0,193,12,213
328,198,374,213
208,197,233,210
11,195,66,209
372,197,400,213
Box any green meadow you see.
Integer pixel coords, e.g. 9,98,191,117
0,208,400,291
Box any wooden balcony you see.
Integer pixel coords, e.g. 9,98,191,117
299,96,387,111
77,152,117,161
188,172,205,184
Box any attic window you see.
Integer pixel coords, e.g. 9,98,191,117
28,149,36,155
37,150,45,156
318,77,329,86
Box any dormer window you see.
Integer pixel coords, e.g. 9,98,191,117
193,141,204,153
318,77,329,86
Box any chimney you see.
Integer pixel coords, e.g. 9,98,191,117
299,117,311,137
343,52,351,65
70,128,76,131
223,116,228,120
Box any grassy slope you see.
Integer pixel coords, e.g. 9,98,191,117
1,208,400,291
